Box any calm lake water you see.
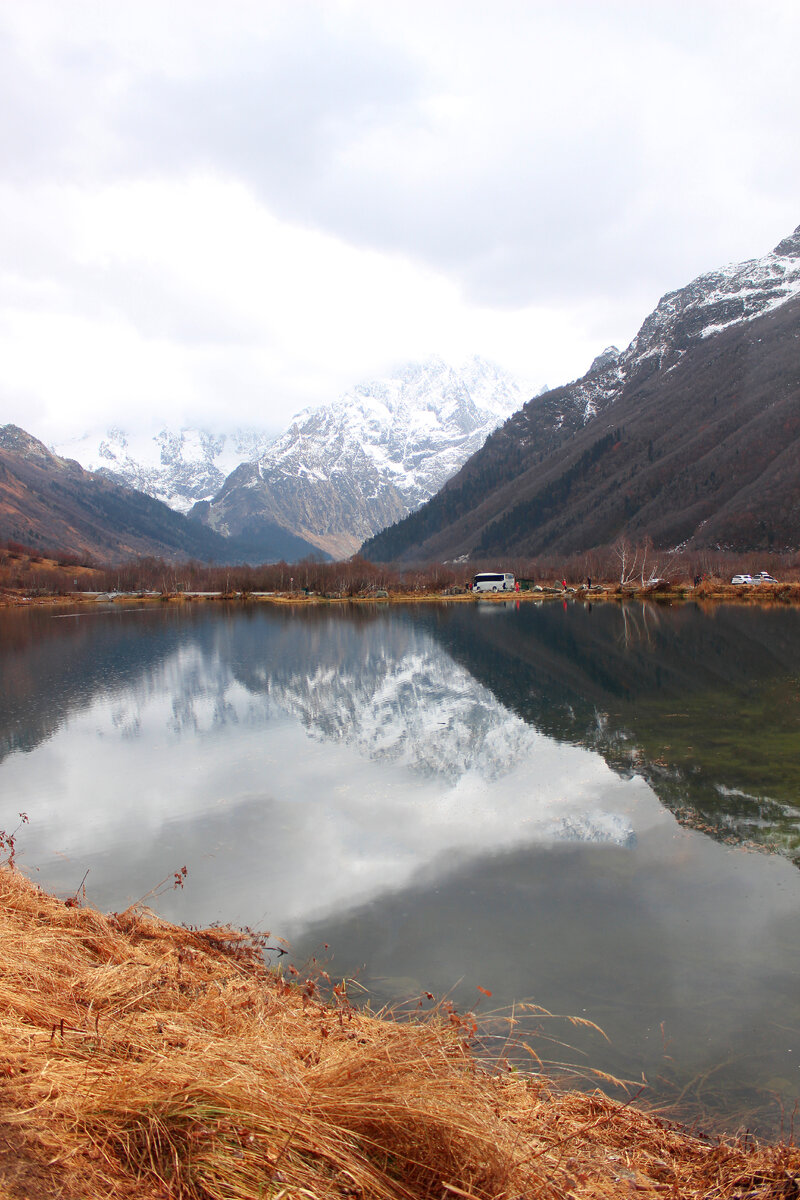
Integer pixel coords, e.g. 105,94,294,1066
2,598,800,1137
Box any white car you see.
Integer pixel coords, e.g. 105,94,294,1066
731,574,754,585
753,572,778,584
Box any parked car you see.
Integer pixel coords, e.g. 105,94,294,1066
731,574,755,585
753,572,778,584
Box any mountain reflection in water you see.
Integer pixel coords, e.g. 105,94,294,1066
0,603,638,929
415,599,800,863
2,599,800,1137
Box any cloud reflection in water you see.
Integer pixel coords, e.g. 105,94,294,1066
2,612,640,932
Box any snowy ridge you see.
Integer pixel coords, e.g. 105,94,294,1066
54,426,275,514
555,224,800,431
627,224,800,363
268,356,521,501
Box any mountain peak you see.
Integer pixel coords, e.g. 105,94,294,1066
589,346,621,374
773,225,800,258
0,424,56,463
193,359,525,559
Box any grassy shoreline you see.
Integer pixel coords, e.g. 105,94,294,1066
1,865,799,1199
3,579,800,609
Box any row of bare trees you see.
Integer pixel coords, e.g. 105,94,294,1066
2,536,800,596
93,545,800,594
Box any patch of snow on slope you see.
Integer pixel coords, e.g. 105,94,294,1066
54,426,275,512
552,224,800,436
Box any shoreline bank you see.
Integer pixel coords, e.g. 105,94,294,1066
3,579,800,609
1,864,799,1200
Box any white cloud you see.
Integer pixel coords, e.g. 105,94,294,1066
0,0,798,441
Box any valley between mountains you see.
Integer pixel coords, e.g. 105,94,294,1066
1,224,799,566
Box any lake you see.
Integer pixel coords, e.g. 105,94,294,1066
2,597,800,1138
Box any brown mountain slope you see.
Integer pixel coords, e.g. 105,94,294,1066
0,427,322,563
363,293,800,562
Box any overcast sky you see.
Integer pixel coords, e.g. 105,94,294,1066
2,0,799,443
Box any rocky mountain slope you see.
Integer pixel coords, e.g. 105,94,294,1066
0,426,321,563
363,225,800,562
191,358,524,559
53,426,275,514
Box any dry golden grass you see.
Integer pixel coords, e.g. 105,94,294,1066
1,865,799,1199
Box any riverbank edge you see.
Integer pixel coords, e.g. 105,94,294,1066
3,580,800,609
1,863,799,1200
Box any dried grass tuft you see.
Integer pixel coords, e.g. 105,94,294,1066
1,865,799,1199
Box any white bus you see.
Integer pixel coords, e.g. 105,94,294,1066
472,571,515,593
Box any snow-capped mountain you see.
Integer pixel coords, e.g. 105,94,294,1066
363,223,800,562
0,423,278,563
192,357,525,558
53,426,275,514
553,223,800,431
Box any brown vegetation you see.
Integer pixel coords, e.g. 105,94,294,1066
2,536,800,606
85,544,800,599
0,542,104,598
1,862,800,1200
